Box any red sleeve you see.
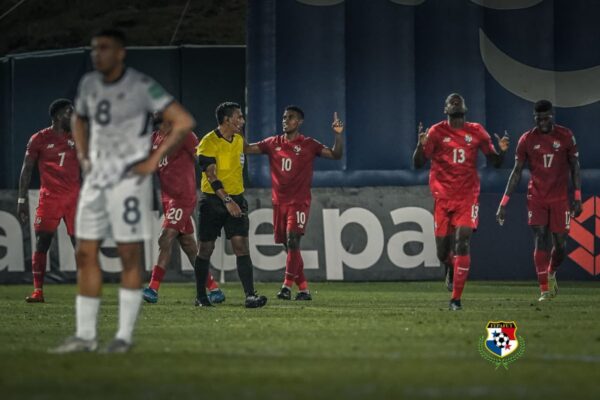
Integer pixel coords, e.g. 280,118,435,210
25,133,41,160
311,138,327,156
477,124,495,155
515,134,528,162
423,126,438,159
566,130,579,158
257,137,273,154
186,132,200,157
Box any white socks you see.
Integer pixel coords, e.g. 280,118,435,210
115,288,143,344
76,295,101,340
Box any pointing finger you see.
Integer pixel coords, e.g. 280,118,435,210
333,111,339,121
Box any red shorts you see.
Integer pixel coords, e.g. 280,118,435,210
433,198,479,237
162,200,195,235
273,203,310,244
35,193,78,236
527,197,571,233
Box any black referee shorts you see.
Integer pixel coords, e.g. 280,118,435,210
198,193,249,242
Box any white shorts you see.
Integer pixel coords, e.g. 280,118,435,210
76,174,152,242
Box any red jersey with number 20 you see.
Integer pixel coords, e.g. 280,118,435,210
152,131,199,207
25,127,80,197
515,125,577,202
424,121,496,201
258,134,326,205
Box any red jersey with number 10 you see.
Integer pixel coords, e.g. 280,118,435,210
152,131,199,207
258,134,326,205
423,121,496,201
25,127,80,197
515,125,577,202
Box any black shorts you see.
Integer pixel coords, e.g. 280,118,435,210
198,193,249,242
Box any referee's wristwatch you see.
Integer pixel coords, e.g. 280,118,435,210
222,195,233,204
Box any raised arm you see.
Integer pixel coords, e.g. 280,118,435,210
412,122,428,169
569,154,582,217
486,132,510,168
320,112,344,160
495,159,525,225
17,152,36,223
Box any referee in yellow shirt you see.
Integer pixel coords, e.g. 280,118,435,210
194,102,267,308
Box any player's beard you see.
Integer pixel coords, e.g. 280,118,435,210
448,112,465,119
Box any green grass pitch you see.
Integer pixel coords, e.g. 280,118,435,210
1,281,599,400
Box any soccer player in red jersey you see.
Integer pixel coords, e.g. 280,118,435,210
413,93,509,310
245,106,344,300
496,100,582,302
17,99,80,303
142,113,225,304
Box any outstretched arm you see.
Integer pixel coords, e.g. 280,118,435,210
321,112,344,160
496,159,525,225
486,132,510,168
412,122,428,169
569,155,582,217
244,140,263,155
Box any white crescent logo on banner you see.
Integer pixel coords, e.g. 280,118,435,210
479,29,600,107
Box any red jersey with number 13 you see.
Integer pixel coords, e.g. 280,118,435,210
152,131,199,207
423,121,496,201
258,134,326,205
26,127,80,197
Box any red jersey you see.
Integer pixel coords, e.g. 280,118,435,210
257,134,326,205
423,121,496,201
25,127,80,197
152,131,199,207
515,125,577,202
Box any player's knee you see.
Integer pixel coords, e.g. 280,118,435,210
286,233,300,250
158,230,177,250
231,238,249,256
198,241,215,259
436,247,450,263
35,232,53,253
75,246,96,268
455,237,471,255
179,236,198,255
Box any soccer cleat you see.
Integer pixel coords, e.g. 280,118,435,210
548,272,558,297
295,291,312,301
195,297,214,307
276,287,292,300
49,336,98,354
142,287,159,304
208,288,226,304
445,265,454,292
538,291,553,302
25,290,45,303
101,339,132,354
245,292,268,308
449,299,462,311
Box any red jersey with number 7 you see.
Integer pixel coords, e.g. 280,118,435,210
25,127,80,197
423,121,496,201
152,131,199,208
257,134,326,205
515,125,577,202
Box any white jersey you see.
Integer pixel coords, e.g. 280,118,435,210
75,67,174,187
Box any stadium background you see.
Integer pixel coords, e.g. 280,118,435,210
1,0,599,283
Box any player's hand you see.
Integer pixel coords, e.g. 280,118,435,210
496,205,506,226
17,202,28,224
495,131,510,152
225,201,243,218
332,112,344,134
418,122,429,146
80,158,92,177
131,157,159,176
571,200,583,218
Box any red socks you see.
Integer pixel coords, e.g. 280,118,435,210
283,249,308,291
534,249,550,292
548,248,560,274
32,251,47,290
149,265,166,291
451,255,471,300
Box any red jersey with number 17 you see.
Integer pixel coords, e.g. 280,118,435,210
257,134,326,205
515,125,577,202
423,121,496,201
152,131,199,207
25,127,80,197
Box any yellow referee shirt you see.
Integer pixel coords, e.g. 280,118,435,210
196,129,245,195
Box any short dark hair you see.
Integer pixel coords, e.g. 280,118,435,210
285,105,304,119
48,98,73,119
92,29,127,47
445,93,465,104
534,99,553,113
216,102,241,124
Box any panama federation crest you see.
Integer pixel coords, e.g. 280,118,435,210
478,321,525,369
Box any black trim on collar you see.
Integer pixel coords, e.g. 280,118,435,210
215,128,234,143
102,66,128,86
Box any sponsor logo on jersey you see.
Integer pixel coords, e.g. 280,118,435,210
533,144,541,150
47,144,55,149
465,134,472,143
443,137,451,143
478,321,525,369
275,147,282,151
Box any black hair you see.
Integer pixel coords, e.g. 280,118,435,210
285,105,304,119
445,93,465,105
92,29,127,47
215,102,241,124
534,99,553,113
48,98,73,119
